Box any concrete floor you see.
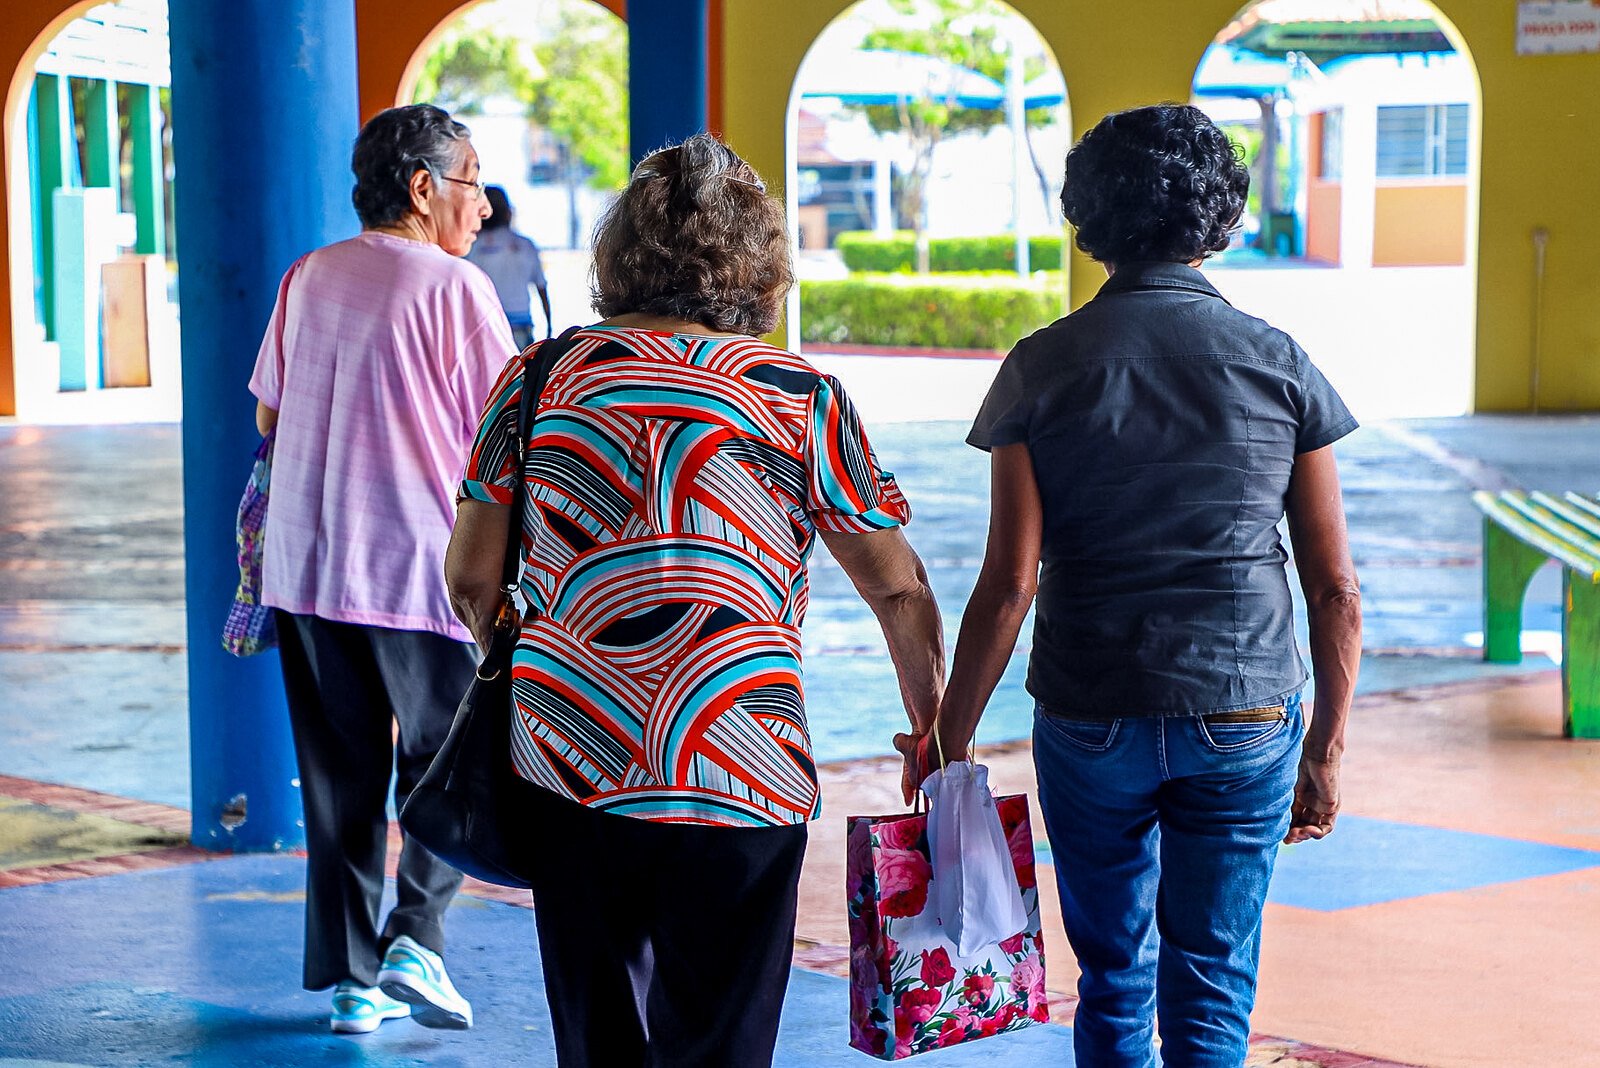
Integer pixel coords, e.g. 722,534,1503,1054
1,413,1570,804
4,405,1599,1065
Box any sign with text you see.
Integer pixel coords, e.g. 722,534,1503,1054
1517,1,1600,54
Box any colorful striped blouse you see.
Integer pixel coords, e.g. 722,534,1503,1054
460,326,910,827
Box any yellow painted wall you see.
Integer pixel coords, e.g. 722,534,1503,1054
1373,182,1468,266
1441,5,1600,410
720,0,1600,412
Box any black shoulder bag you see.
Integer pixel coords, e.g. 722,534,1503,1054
400,328,579,888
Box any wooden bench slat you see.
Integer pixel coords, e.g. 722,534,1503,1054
1530,491,1600,543
1473,489,1600,552
1500,494,1600,572
1498,494,1600,577
1472,490,1600,579
1562,492,1600,524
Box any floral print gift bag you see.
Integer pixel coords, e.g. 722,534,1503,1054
846,794,1049,1059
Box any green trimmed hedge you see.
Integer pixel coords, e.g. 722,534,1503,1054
835,230,1065,273
799,273,1064,351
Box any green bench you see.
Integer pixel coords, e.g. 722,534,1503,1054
1473,490,1600,738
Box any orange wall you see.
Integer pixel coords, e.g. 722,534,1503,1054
1303,111,1340,264
1373,181,1469,266
1306,182,1342,264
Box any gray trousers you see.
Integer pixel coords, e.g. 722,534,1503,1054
274,611,474,990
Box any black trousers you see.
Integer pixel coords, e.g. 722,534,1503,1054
274,611,475,990
524,785,809,1067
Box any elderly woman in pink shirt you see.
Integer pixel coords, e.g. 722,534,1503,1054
249,103,512,1036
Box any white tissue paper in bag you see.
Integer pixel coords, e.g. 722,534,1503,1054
921,761,1029,956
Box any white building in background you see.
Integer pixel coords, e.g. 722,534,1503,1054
1297,50,1475,267
795,101,1069,248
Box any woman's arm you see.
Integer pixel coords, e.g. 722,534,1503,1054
1284,445,1362,844
446,499,514,652
536,285,553,339
817,526,944,802
256,401,278,436
925,444,1043,776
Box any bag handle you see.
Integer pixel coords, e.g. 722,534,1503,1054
499,327,584,609
928,720,976,773
913,720,976,813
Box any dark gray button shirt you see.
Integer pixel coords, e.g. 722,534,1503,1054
969,262,1357,719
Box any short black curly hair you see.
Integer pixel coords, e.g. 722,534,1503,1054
1061,104,1249,265
350,104,471,229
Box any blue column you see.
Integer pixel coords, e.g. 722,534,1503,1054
168,0,360,851
628,0,709,163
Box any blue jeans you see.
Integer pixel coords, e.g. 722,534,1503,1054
1032,694,1304,1068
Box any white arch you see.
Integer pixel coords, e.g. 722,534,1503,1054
783,0,1072,354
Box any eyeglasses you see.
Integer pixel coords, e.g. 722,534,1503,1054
439,174,486,198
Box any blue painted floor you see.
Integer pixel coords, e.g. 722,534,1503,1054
1267,816,1600,911
0,856,1074,1067
1035,814,1600,913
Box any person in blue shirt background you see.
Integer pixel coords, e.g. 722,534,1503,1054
467,185,552,348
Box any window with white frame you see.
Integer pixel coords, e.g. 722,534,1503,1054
1375,104,1469,178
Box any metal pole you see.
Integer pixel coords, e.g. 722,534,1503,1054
169,0,360,851
1007,36,1028,277
1531,227,1548,414
874,139,894,236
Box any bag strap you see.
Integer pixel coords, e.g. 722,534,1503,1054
929,721,975,772
500,326,584,601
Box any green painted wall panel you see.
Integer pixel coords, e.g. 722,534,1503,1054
32,74,75,341
126,84,166,257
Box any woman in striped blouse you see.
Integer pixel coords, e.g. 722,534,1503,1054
447,134,945,1067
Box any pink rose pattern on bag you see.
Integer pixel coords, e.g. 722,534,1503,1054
847,794,1049,1059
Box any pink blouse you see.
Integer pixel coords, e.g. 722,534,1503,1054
249,231,515,640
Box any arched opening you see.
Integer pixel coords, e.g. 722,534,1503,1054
1191,0,1483,419
400,0,628,335
4,0,177,422
785,0,1071,391
780,0,1071,760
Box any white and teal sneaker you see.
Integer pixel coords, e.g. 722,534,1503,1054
377,935,473,1030
330,981,411,1034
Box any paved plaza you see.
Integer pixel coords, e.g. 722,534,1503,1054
3,374,1600,1065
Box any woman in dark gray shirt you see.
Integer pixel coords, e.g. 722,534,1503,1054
900,105,1362,1067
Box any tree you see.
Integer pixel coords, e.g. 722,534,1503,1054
413,28,531,116
527,5,629,247
847,0,1058,271
412,6,628,249
526,5,628,246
